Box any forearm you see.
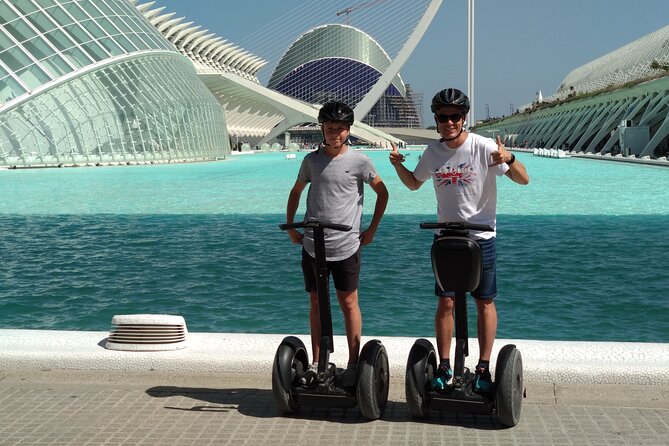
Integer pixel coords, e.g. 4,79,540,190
367,187,388,233
506,159,529,185
286,190,301,223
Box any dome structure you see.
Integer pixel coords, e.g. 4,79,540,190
268,24,407,117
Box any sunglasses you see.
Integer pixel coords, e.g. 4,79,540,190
435,113,464,123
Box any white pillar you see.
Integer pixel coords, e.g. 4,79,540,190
467,0,475,128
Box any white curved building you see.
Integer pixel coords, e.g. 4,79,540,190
138,0,442,146
1,0,442,167
478,24,669,159
0,0,229,168
552,24,669,101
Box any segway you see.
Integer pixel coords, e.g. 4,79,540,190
405,222,524,427
272,220,389,420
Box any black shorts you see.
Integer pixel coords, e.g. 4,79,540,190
301,247,361,293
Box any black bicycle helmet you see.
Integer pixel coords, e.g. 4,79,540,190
431,88,470,113
318,101,354,125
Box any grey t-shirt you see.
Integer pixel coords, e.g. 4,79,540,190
297,148,377,261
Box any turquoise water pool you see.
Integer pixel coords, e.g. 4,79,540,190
1,151,668,342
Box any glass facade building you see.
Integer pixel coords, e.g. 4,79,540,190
0,0,229,167
268,24,421,128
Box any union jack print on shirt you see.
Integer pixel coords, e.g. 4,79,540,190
434,162,476,187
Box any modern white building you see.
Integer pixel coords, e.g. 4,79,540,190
137,0,441,148
0,0,229,168
268,24,422,129
477,24,669,158
1,0,442,167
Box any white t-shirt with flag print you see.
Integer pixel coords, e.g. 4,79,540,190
413,133,509,239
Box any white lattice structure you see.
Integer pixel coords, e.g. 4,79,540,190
548,24,669,102
0,0,229,168
136,0,441,144
133,1,266,82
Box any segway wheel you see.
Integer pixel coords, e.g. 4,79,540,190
495,344,523,427
356,340,390,420
272,336,308,415
405,338,436,419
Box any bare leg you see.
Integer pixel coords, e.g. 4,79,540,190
336,289,361,365
475,298,497,361
435,297,454,361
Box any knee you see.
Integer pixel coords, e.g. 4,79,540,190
337,290,359,313
475,298,495,313
436,297,454,315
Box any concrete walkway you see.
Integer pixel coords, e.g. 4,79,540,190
1,329,669,445
1,369,668,445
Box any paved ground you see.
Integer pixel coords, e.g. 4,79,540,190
1,369,668,445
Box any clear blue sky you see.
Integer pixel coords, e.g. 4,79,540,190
152,0,668,124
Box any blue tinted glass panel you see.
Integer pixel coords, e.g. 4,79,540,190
97,37,123,56
22,36,55,60
43,28,74,51
80,19,107,39
49,6,75,27
126,33,148,51
3,17,39,43
0,2,19,22
24,11,58,34
63,1,88,21
80,41,108,62
12,1,39,15
111,33,136,52
78,2,103,19
62,46,90,67
42,53,72,76
16,63,50,88
40,0,58,8
0,29,15,53
0,73,26,102
0,47,33,72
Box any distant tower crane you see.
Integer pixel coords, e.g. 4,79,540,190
336,0,387,25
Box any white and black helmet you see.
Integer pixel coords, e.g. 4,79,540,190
431,88,470,113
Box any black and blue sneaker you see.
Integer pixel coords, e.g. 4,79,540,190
431,364,453,390
473,367,493,393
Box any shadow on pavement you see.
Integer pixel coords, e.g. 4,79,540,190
146,385,506,428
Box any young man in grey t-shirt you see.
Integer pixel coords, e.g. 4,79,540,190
285,101,388,386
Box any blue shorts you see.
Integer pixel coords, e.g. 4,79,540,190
435,236,497,300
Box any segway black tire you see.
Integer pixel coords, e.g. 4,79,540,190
495,344,523,427
356,340,390,420
272,336,308,415
405,338,436,419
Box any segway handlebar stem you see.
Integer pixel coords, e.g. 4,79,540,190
420,221,493,232
280,221,352,232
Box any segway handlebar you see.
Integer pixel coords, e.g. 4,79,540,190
280,221,352,232
420,222,493,232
